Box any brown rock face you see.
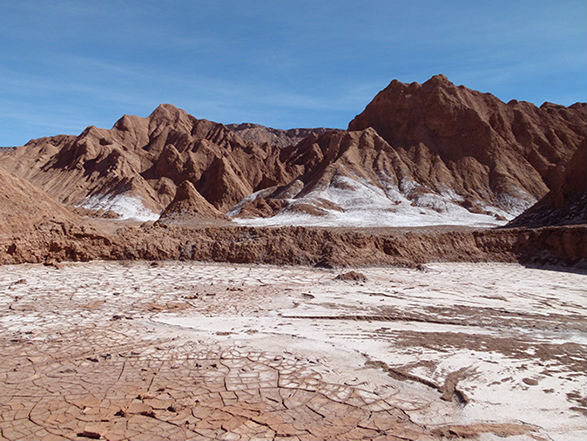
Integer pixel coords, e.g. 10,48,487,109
0,105,311,220
158,180,229,224
348,75,586,213
226,123,335,148
507,143,587,228
0,167,77,236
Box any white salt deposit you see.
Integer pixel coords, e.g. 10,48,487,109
231,174,512,227
1,261,585,440
80,193,160,221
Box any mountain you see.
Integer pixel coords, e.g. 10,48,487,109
0,167,78,236
506,143,586,228
229,77,585,227
348,74,585,215
0,105,317,220
1,75,584,227
226,123,335,148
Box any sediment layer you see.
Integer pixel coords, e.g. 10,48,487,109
1,223,585,268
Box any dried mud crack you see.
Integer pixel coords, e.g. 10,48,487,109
1,261,585,440
364,359,470,406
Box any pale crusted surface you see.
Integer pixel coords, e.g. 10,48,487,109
1,262,585,440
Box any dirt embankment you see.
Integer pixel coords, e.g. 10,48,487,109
1,223,585,269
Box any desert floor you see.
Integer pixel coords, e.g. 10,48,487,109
1,261,585,441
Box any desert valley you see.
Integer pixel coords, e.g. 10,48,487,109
0,75,586,441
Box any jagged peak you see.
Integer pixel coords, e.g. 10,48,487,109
77,125,110,140
540,101,565,109
113,113,145,130
149,104,190,121
423,73,453,86
79,125,98,136
383,74,454,93
172,180,200,202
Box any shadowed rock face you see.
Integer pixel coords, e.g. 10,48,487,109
507,143,587,228
158,180,229,224
0,76,584,226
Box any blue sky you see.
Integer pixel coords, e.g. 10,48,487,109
1,0,585,146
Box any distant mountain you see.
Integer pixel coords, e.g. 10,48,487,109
1,75,584,227
226,123,336,148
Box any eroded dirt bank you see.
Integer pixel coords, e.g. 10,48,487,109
1,223,585,268
1,261,585,440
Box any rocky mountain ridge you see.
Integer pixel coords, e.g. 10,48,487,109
349,74,585,212
1,75,584,227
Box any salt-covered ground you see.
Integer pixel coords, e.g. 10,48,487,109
0,262,585,440
229,176,516,227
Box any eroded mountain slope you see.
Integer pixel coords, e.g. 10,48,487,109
0,167,78,236
507,142,586,228
1,75,584,226
348,74,585,216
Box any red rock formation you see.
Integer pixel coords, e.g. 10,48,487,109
1,76,584,226
0,105,304,219
0,167,77,236
348,75,585,213
507,143,586,227
158,180,229,224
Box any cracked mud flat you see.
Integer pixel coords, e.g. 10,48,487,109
0,262,585,441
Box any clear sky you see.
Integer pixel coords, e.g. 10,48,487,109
1,0,585,146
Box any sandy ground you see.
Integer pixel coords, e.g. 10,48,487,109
0,262,585,440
